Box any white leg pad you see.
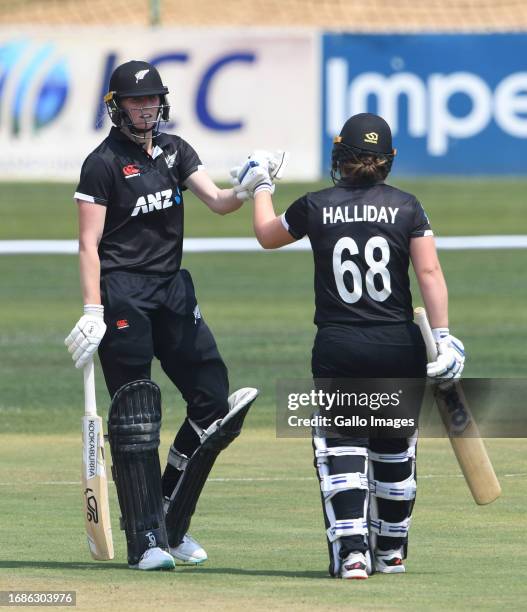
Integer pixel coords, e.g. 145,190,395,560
369,474,416,501
368,446,415,463
327,519,369,542
370,517,412,537
316,446,369,460
368,435,417,554
313,435,369,576
321,472,369,498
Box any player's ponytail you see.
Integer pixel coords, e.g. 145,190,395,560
340,154,391,184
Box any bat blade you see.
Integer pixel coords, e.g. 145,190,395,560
433,382,501,505
82,414,114,560
414,307,501,505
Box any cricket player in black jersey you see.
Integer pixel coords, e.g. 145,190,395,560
64,60,260,571
232,113,465,579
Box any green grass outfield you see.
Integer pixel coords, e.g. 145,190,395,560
1,180,526,610
1,434,525,611
2,178,527,238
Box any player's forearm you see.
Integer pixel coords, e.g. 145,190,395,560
79,245,102,305
416,266,449,328
206,188,244,215
253,191,279,247
185,170,243,215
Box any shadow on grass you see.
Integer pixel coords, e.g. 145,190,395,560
176,566,444,577
0,560,128,571
0,560,447,578
0,560,327,579
177,566,329,579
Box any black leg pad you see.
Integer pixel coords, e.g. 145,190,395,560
108,380,168,565
165,387,258,547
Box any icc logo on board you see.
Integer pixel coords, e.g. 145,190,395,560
0,42,256,136
0,41,69,136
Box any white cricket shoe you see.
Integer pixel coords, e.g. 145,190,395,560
170,534,208,564
130,547,175,571
375,548,406,574
341,551,369,580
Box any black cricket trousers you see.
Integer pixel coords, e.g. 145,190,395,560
98,268,229,458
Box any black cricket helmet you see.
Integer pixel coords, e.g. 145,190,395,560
104,60,170,134
331,113,396,183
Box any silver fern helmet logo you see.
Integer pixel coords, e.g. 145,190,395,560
0,41,69,137
135,69,150,83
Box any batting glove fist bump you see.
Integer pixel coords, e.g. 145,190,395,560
230,161,273,201
230,150,289,201
427,328,465,380
65,305,107,369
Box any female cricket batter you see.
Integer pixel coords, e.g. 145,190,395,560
65,60,258,571
233,113,465,579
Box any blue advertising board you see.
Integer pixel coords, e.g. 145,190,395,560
322,33,527,175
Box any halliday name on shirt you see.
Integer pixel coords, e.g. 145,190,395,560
323,205,399,225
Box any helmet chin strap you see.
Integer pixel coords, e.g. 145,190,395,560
120,124,154,149
119,105,163,145
119,115,162,154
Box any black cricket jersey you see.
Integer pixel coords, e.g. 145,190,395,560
74,127,202,275
282,182,433,326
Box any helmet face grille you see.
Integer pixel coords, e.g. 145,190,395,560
105,95,170,138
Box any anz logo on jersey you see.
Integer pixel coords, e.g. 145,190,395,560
131,187,182,217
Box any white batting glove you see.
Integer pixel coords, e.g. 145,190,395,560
250,149,290,180
231,159,273,200
268,150,289,181
229,165,257,201
427,328,465,380
230,150,289,200
64,305,107,369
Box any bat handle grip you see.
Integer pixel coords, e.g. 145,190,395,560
83,360,97,417
414,307,438,362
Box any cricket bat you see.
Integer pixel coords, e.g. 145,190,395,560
414,307,501,505
82,360,114,560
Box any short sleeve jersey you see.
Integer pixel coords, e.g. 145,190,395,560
74,127,202,275
282,182,433,326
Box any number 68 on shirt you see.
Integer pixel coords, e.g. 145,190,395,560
333,236,391,304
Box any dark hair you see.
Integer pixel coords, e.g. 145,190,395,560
331,142,393,185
